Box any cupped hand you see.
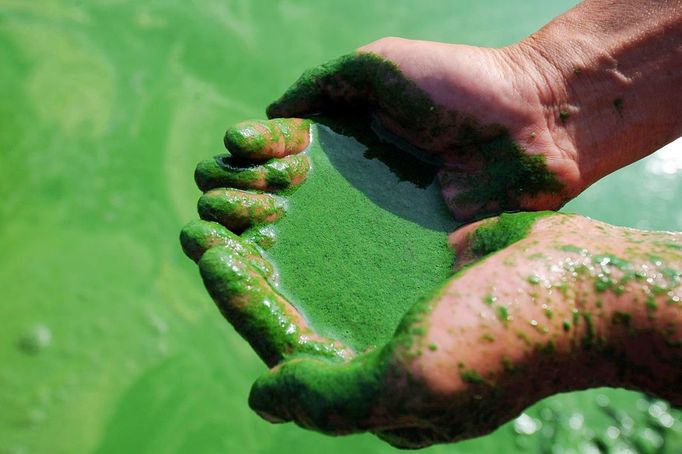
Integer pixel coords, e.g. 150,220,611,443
181,118,681,448
266,38,586,220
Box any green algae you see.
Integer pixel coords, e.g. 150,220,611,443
612,311,632,327
195,153,310,192
581,312,596,348
199,246,351,366
460,369,486,385
645,296,658,313
481,333,496,343
538,340,556,354
198,188,286,232
497,306,511,326
180,219,273,276
266,124,457,351
224,119,311,161
242,225,277,250
249,350,386,434
470,211,554,257
561,244,586,253
447,137,565,209
528,275,541,285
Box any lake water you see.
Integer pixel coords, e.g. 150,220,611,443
1,1,680,452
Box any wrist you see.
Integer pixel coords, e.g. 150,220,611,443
507,1,682,189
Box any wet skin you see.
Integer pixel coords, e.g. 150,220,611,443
182,118,681,448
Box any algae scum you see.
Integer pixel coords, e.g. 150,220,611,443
267,123,458,352
3,1,681,452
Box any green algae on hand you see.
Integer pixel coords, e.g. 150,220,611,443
195,153,310,192
469,211,554,257
198,245,352,366
266,52,565,218
197,188,286,232
248,349,387,434
225,118,312,161
443,136,565,211
180,219,274,277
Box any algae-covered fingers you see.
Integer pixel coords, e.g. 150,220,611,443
198,188,286,233
199,246,353,366
224,118,312,161
249,351,384,432
195,118,313,193
180,222,353,366
180,219,274,277
195,153,310,192
182,116,335,366
193,117,313,238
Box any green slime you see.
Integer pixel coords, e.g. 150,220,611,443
267,124,457,351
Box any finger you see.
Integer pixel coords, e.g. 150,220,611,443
224,118,311,161
266,53,373,119
249,352,381,433
194,153,310,192
179,219,274,277
198,188,286,233
199,246,353,366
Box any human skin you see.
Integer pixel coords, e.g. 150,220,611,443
183,118,681,448
266,0,682,220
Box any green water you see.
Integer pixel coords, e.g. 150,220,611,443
1,0,680,453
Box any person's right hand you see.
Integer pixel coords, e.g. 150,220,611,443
265,38,585,220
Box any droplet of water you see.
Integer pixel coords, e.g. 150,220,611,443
17,324,52,354
513,412,541,435
595,393,609,407
648,400,668,418
568,412,584,431
657,412,674,428
606,425,621,440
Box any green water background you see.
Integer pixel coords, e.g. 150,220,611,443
1,1,681,452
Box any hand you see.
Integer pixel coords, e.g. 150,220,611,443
181,119,681,448
265,38,582,220
245,211,681,449
182,118,354,366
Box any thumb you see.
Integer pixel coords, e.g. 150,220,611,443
249,351,385,434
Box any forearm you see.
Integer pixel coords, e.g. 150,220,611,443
514,0,682,186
